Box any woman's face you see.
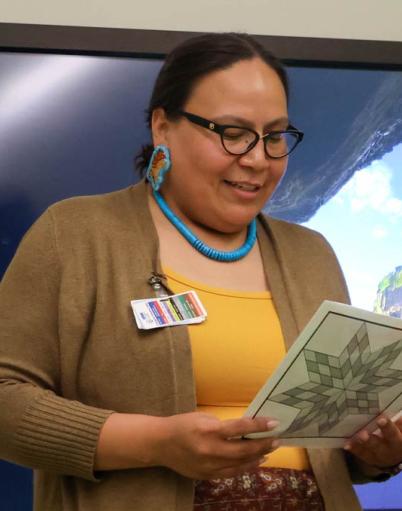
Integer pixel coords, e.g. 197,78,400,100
152,57,289,234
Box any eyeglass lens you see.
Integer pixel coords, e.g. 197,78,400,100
222,127,299,157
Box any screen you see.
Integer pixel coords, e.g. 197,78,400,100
0,51,401,510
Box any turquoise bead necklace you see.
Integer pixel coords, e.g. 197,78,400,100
153,190,257,262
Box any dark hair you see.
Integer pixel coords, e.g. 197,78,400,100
135,32,289,173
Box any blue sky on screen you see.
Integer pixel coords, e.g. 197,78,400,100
303,143,402,312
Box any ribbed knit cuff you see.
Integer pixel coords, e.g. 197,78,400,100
15,392,114,481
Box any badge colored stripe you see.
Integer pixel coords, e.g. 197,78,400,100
177,295,194,318
153,300,169,324
168,297,184,320
147,301,164,325
186,291,203,316
183,295,198,317
160,300,176,322
166,300,180,321
172,296,187,319
144,302,158,323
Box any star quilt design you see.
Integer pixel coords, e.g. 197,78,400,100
270,323,402,435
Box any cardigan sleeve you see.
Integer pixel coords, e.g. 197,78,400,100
0,210,113,481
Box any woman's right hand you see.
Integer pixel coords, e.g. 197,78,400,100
155,412,280,479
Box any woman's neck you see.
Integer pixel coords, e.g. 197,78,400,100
147,189,268,292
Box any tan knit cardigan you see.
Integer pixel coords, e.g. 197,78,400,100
0,181,362,511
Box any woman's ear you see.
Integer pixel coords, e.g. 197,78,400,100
151,108,170,146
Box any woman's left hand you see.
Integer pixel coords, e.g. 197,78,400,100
344,415,402,472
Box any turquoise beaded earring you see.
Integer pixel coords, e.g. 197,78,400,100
146,144,171,191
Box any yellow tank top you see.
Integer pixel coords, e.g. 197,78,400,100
164,267,310,470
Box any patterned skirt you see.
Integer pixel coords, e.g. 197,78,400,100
194,467,325,511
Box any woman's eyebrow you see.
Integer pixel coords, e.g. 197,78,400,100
264,117,290,129
213,115,290,129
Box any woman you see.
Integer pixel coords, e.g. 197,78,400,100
0,33,401,511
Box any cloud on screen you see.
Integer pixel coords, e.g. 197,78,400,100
340,162,402,219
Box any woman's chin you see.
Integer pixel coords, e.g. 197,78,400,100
219,211,260,232
180,204,260,236
206,215,258,235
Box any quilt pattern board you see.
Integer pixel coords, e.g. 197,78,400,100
245,301,402,447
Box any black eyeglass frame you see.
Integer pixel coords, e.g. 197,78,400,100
178,110,304,159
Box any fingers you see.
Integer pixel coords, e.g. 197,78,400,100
161,412,281,480
376,416,401,443
216,456,267,479
219,416,279,439
395,416,402,431
222,437,279,463
345,416,399,447
344,416,402,468
215,417,280,463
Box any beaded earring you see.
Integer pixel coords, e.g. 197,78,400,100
146,144,171,191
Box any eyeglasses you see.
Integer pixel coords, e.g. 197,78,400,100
178,110,304,159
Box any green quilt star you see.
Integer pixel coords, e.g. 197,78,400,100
270,323,402,435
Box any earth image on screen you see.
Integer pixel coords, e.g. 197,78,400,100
374,266,402,318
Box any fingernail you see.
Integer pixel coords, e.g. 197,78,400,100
377,418,387,427
271,439,281,449
266,420,280,430
358,432,369,443
344,443,351,450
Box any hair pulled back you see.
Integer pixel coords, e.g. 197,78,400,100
136,32,289,173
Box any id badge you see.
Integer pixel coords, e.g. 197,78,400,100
131,290,207,330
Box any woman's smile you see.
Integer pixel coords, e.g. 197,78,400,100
223,179,263,198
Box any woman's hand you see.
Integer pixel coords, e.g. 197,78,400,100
95,411,280,477
156,412,280,480
344,415,402,473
